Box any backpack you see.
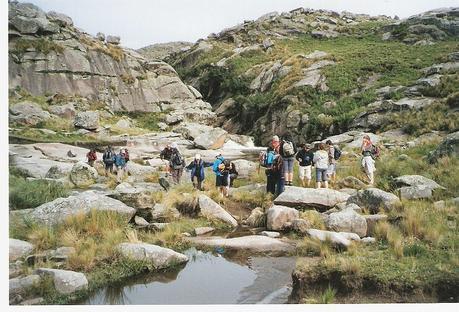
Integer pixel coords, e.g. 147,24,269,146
333,147,342,160
103,150,114,163
282,141,295,157
218,163,226,173
371,145,381,159
171,152,184,168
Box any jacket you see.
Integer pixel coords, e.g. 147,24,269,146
313,150,329,170
296,149,314,166
115,153,127,167
186,159,214,181
212,157,225,177
160,147,173,160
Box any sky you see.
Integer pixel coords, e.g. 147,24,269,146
14,0,459,49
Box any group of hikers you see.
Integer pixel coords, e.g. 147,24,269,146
86,146,130,183
85,133,379,196
260,134,379,196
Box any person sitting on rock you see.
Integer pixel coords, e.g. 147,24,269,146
115,148,128,183
313,143,329,189
213,153,229,197
160,144,174,175
361,135,378,185
86,149,97,167
186,153,213,191
102,146,115,175
169,143,185,184
296,143,314,187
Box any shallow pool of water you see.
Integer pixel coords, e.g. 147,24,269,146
81,248,296,305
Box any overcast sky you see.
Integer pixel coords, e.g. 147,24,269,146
18,0,459,49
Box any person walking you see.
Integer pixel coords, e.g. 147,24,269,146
272,154,285,196
86,148,97,167
213,153,229,197
160,144,174,175
115,148,128,183
102,146,115,175
186,153,213,190
169,143,185,184
264,147,277,195
361,135,378,185
296,143,314,187
279,134,297,186
228,162,238,188
326,140,340,184
313,143,329,189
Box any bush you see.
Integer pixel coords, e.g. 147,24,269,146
9,174,69,210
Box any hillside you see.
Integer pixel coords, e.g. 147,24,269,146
137,41,193,61
168,7,459,144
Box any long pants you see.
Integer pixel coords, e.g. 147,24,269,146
105,163,114,174
192,176,203,190
276,176,285,197
171,168,183,184
116,166,127,182
266,173,276,194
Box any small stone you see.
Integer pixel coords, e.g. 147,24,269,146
260,231,281,238
194,227,215,236
361,237,376,244
434,201,445,209
134,216,149,226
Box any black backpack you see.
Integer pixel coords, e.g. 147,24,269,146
334,147,342,160
103,150,114,163
171,152,184,169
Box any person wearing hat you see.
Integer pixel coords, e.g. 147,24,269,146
296,143,314,187
160,143,174,175
169,142,185,184
185,153,214,191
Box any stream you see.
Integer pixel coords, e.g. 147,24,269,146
80,248,296,305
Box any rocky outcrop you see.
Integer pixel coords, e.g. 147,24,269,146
137,41,193,61
266,205,299,231
69,162,98,187
198,195,238,227
347,188,401,213
186,235,294,254
117,242,188,269
10,275,41,297
428,131,459,163
16,191,136,225
34,268,88,294
109,182,155,209
8,2,215,124
194,127,227,150
73,111,99,130
9,239,34,261
9,101,51,126
274,187,349,211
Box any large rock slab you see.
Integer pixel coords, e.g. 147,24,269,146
109,182,154,209
117,242,188,269
10,275,41,297
198,195,237,227
187,235,294,254
266,205,299,231
150,203,180,221
9,239,34,262
69,161,98,187
73,111,99,130
274,187,350,211
21,191,136,225
9,101,51,126
347,188,401,213
398,185,433,200
34,268,88,294
194,127,228,150
394,175,445,190
325,208,367,237
231,159,257,178
306,229,351,248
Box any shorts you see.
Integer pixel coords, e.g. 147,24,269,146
316,168,329,182
327,163,336,175
216,174,228,187
283,157,294,174
299,165,312,180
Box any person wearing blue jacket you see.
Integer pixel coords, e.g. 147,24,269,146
213,153,229,197
264,147,277,194
115,149,128,183
186,154,214,191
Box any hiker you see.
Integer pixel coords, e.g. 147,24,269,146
169,142,185,184
271,135,280,153
186,153,213,191
160,144,174,175
213,153,229,197
361,135,379,185
263,146,277,194
296,143,314,187
326,140,340,184
228,162,238,187
115,148,128,183
86,148,97,167
124,148,130,163
313,143,329,189
272,154,285,196
102,146,115,175
279,134,297,186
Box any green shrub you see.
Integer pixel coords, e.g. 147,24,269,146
9,174,69,210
